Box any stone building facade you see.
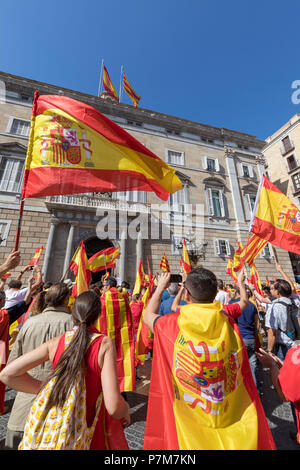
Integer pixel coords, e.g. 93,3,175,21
0,71,295,286
263,115,300,278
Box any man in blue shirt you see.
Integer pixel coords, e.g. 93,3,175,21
229,286,260,390
159,283,186,316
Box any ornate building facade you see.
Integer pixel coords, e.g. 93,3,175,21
0,71,295,285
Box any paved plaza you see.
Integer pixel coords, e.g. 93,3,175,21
0,347,299,451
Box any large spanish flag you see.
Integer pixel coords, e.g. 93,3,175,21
94,287,135,392
250,174,300,255
144,303,275,450
22,92,182,201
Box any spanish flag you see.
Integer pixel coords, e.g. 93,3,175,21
102,65,119,101
69,241,91,301
159,253,170,272
28,246,43,266
182,240,192,274
94,287,135,392
250,263,263,295
225,256,237,283
144,303,276,450
122,71,141,107
88,246,120,272
232,241,243,272
22,92,182,202
250,174,300,255
234,234,267,272
132,260,145,296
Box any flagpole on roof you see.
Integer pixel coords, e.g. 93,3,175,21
98,59,104,97
119,65,124,103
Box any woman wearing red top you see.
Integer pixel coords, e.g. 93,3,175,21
0,291,129,450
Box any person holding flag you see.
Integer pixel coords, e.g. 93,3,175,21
143,268,275,450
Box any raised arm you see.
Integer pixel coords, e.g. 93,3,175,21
144,273,171,333
236,269,249,312
276,263,296,294
0,251,21,279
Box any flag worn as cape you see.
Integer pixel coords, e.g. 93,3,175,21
250,174,300,255
88,246,120,272
182,240,192,274
144,302,276,450
94,287,135,392
159,252,170,272
22,93,182,202
28,246,44,266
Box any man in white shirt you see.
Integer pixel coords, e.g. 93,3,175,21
4,265,42,309
215,279,228,305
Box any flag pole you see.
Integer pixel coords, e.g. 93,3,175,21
98,59,104,97
119,65,124,103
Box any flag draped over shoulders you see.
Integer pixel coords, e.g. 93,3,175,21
22,93,181,202
144,302,275,450
94,288,135,392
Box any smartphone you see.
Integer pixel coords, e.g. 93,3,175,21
29,266,34,271
169,274,182,283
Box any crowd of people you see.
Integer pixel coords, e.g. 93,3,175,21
0,249,299,450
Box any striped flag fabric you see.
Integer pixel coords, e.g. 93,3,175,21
250,174,300,255
122,71,141,107
250,263,263,295
234,234,268,272
94,287,136,392
22,92,182,202
226,256,238,283
182,240,192,274
87,246,120,272
28,246,43,266
160,253,170,272
102,65,119,101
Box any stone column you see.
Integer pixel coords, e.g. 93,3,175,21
225,149,245,223
42,220,58,281
62,223,77,277
119,230,126,283
136,230,143,273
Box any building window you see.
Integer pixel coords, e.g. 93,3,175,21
281,135,294,155
202,156,220,172
117,190,146,203
168,185,189,212
0,157,24,193
292,172,300,192
260,243,273,259
214,238,230,257
206,187,225,217
0,220,12,246
166,149,185,166
9,118,30,137
207,158,216,172
286,154,299,172
242,165,250,178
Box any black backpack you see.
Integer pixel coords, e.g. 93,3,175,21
277,299,300,341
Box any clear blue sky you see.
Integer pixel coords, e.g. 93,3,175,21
1,0,300,141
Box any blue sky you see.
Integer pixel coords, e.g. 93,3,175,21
1,0,300,141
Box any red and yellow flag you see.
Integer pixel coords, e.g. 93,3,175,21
1,272,11,281
234,234,267,272
250,263,263,295
135,286,154,366
69,241,91,301
88,246,120,272
232,241,243,272
182,240,192,274
28,246,43,266
225,256,237,283
102,65,119,101
160,253,170,272
22,93,182,202
122,71,141,107
94,287,135,392
132,260,145,296
144,303,276,450
250,174,300,255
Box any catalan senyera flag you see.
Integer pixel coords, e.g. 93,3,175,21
250,174,300,255
182,240,192,274
233,234,268,272
122,71,141,107
132,260,145,296
144,303,276,450
22,92,182,202
159,253,170,272
102,65,119,101
135,286,154,366
94,287,135,392
87,246,120,272
28,246,43,266
225,256,238,283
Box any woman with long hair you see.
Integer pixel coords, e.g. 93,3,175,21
0,290,130,450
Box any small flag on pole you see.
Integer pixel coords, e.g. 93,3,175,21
28,246,43,266
160,253,170,272
122,71,141,107
102,65,119,101
182,240,192,274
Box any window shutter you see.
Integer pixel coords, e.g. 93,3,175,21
225,240,231,256
214,238,220,255
249,166,254,178
215,158,220,172
244,194,251,220
206,188,214,215
202,156,208,170
219,190,225,217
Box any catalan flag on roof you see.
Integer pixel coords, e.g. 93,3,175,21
250,174,300,255
22,92,182,202
102,65,119,101
122,71,141,107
